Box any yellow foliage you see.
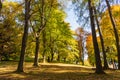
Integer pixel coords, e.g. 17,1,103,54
101,5,120,38
100,5,120,59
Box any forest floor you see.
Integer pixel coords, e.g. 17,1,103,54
0,61,120,80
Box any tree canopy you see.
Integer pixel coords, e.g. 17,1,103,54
0,0,120,75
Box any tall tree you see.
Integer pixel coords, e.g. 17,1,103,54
93,6,109,69
105,0,120,69
39,9,78,63
30,0,57,66
33,0,45,66
88,0,104,74
76,27,87,65
16,0,30,72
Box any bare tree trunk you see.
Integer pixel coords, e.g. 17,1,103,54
93,6,109,69
33,37,39,67
16,0,30,72
88,0,105,74
105,0,120,70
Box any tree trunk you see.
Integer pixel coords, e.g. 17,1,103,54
112,59,117,69
105,0,120,70
16,0,30,72
0,0,2,11
49,33,54,62
33,37,39,67
93,6,109,69
82,53,84,65
81,42,84,65
33,0,44,66
57,52,60,62
78,40,84,65
47,56,50,62
64,57,66,63
88,0,105,74
51,52,54,62
42,30,46,63
0,54,2,62
43,55,46,63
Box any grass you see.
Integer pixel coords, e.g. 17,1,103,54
0,61,120,80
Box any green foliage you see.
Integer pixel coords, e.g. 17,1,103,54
0,0,79,64
39,8,79,63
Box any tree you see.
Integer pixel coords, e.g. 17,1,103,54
16,0,30,72
88,0,104,74
105,0,120,70
93,6,109,69
0,0,2,11
100,5,120,69
41,9,78,63
29,0,58,66
0,1,23,62
72,0,90,28
76,27,87,65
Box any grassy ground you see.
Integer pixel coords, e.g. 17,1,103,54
0,61,120,80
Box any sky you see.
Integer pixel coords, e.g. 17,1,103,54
64,1,80,31
60,0,80,31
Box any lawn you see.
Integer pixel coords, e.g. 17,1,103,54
0,61,120,80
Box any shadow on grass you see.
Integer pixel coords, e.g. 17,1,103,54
0,63,120,80
0,71,117,80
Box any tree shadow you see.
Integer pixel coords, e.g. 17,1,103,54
0,64,120,80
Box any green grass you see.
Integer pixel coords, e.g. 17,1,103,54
0,61,120,80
